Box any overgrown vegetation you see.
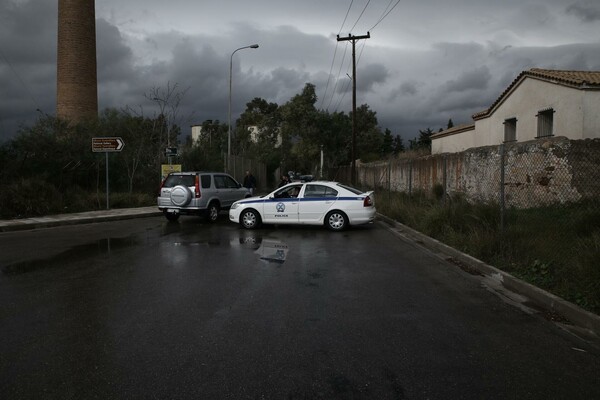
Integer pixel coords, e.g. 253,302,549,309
376,190,600,314
1,81,437,218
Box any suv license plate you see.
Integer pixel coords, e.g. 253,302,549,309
167,209,179,214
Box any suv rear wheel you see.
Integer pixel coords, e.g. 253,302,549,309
205,202,220,222
164,211,180,222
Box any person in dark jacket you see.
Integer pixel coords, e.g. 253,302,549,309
278,174,290,188
243,170,257,195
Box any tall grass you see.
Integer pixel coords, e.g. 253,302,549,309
0,178,155,219
376,190,600,314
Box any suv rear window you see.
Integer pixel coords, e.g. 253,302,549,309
163,174,195,188
214,174,240,189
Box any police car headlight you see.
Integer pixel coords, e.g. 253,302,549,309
231,203,240,210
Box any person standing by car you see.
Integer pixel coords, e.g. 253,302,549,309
278,173,290,188
243,170,257,196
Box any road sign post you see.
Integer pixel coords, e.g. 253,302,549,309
92,137,125,209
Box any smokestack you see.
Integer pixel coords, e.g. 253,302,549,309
57,0,98,122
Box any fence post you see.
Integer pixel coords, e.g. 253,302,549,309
388,157,392,198
500,144,505,233
409,160,413,196
443,154,448,206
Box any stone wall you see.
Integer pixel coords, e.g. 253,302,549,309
337,137,600,208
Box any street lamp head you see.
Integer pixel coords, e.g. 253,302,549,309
250,44,259,49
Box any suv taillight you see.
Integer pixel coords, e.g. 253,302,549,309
158,177,167,195
363,195,373,207
195,175,201,198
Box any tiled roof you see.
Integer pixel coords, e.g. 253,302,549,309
527,68,600,85
472,68,600,120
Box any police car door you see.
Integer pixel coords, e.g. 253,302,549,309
263,185,301,223
299,184,338,223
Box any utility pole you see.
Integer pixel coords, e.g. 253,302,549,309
337,32,370,185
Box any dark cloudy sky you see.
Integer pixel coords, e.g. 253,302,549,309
1,0,600,142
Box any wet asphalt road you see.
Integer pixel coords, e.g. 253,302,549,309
1,216,599,399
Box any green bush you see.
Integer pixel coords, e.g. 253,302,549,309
0,179,63,218
0,179,155,219
108,192,155,208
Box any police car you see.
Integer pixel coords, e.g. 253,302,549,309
229,181,376,231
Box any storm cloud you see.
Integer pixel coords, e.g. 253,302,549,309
1,0,600,142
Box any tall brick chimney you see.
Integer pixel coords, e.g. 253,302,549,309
57,0,98,122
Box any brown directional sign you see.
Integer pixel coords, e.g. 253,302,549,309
92,137,125,152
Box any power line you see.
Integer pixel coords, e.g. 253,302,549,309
320,0,355,110
327,0,402,113
369,0,402,31
326,43,350,111
0,47,42,113
338,0,355,35
320,44,340,111
349,0,371,33
333,40,366,112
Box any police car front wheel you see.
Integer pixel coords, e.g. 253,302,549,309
241,209,261,229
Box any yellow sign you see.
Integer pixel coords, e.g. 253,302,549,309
161,164,182,181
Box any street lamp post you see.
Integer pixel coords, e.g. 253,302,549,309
228,43,259,173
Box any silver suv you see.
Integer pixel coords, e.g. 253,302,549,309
158,172,250,222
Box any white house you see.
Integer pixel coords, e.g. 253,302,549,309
190,124,203,145
247,125,282,147
431,69,600,154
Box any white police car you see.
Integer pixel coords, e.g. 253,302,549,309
229,181,376,231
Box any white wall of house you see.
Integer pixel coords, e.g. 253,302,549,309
432,76,600,154
584,91,600,139
248,125,259,143
247,125,282,147
479,78,589,143
431,127,476,154
191,125,202,145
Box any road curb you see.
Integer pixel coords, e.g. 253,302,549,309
0,209,163,233
377,213,600,336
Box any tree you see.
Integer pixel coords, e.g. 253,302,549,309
409,127,434,151
234,97,281,161
279,83,320,172
381,128,394,156
317,110,351,171
447,118,454,129
392,135,405,155
97,109,159,193
145,82,190,172
351,104,383,162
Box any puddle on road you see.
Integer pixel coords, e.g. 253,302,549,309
232,234,290,264
2,236,138,276
255,239,289,264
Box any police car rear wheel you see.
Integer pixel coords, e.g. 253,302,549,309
326,210,348,231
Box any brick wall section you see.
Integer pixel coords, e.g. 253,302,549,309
338,137,600,208
57,0,98,122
